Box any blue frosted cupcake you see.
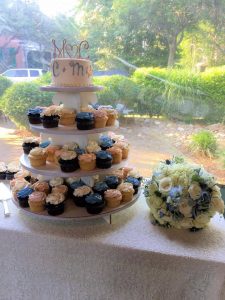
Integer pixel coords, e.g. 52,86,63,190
76,112,94,130
96,151,112,169
85,193,105,214
27,107,44,124
93,182,109,196
17,187,34,208
125,176,141,195
104,175,120,189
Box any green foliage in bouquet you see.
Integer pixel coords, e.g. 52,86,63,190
0,82,53,128
144,157,224,230
190,130,217,157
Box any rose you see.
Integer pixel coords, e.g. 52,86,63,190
159,177,172,193
178,199,192,217
188,183,202,200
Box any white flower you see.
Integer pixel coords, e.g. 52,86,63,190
159,177,172,193
178,199,192,217
210,197,224,214
188,183,202,200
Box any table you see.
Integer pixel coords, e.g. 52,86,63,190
0,191,225,300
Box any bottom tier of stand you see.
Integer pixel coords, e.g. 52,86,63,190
11,191,140,221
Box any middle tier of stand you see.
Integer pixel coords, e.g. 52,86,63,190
30,124,118,136
20,154,128,178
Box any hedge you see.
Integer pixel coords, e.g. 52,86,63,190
132,67,225,122
0,76,12,97
0,82,53,128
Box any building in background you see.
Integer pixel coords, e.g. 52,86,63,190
0,36,51,72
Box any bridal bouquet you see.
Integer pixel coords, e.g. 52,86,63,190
144,157,224,230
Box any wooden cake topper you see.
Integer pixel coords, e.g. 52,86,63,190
52,39,90,59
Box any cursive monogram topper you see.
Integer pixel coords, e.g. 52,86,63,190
52,39,90,59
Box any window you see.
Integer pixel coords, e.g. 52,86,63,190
2,70,16,77
14,70,28,77
30,70,40,77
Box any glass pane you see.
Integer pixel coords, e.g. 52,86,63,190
30,70,40,77
2,70,16,77
14,70,28,77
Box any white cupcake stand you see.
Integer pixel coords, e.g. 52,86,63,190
16,85,140,223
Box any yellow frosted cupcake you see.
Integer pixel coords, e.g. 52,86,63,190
28,191,46,212
117,182,134,202
28,147,47,167
78,153,96,171
104,189,122,208
114,141,129,159
107,147,122,164
93,110,108,128
100,108,117,126
59,108,76,126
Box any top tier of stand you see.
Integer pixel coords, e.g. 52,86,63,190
40,85,103,93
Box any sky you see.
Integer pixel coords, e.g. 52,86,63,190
36,0,77,17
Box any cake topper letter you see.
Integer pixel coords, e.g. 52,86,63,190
52,39,89,59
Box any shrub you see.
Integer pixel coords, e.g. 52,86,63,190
190,130,218,157
132,66,225,123
0,76,12,97
94,75,140,111
1,82,53,128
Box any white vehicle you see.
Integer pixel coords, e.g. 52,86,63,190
1,68,45,83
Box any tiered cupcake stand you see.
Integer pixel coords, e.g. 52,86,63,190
13,85,140,223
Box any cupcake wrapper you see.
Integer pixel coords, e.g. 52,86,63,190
96,160,112,169
6,172,16,180
18,197,29,208
0,172,6,180
73,194,91,207
77,121,95,130
28,116,42,124
46,203,64,216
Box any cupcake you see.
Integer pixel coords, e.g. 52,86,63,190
107,147,122,164
14,169,31,182
6,162,19,180
127,170,143,183
78,153,96,171
58,151,79,173
100,108,117,126
59,107,76,126
41,106,61,128
27,107,43,124
52,185,68,196
93,110,108,128
45,145,61,163
45,193,65,216
76,112,94,130
28,191,46,212
17,187,34,208
49,177,64,188
33,181,50,195
99,137,114,150
117,182,134,202
93,182,109,197
85,193,105,214
86,141,101,154
114,141,129,159
28,147,47,167
72,185,92,207
0,162,7,180
22,137,39,155
105,176,120,189
11,178,30,197
125,176,141,195
80,105,95,113
68,180,86,197
104,189,122,208
96,151,112,169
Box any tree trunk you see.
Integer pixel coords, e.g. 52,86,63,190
167,37,177,68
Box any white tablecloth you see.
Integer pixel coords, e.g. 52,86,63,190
0,192,225,300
